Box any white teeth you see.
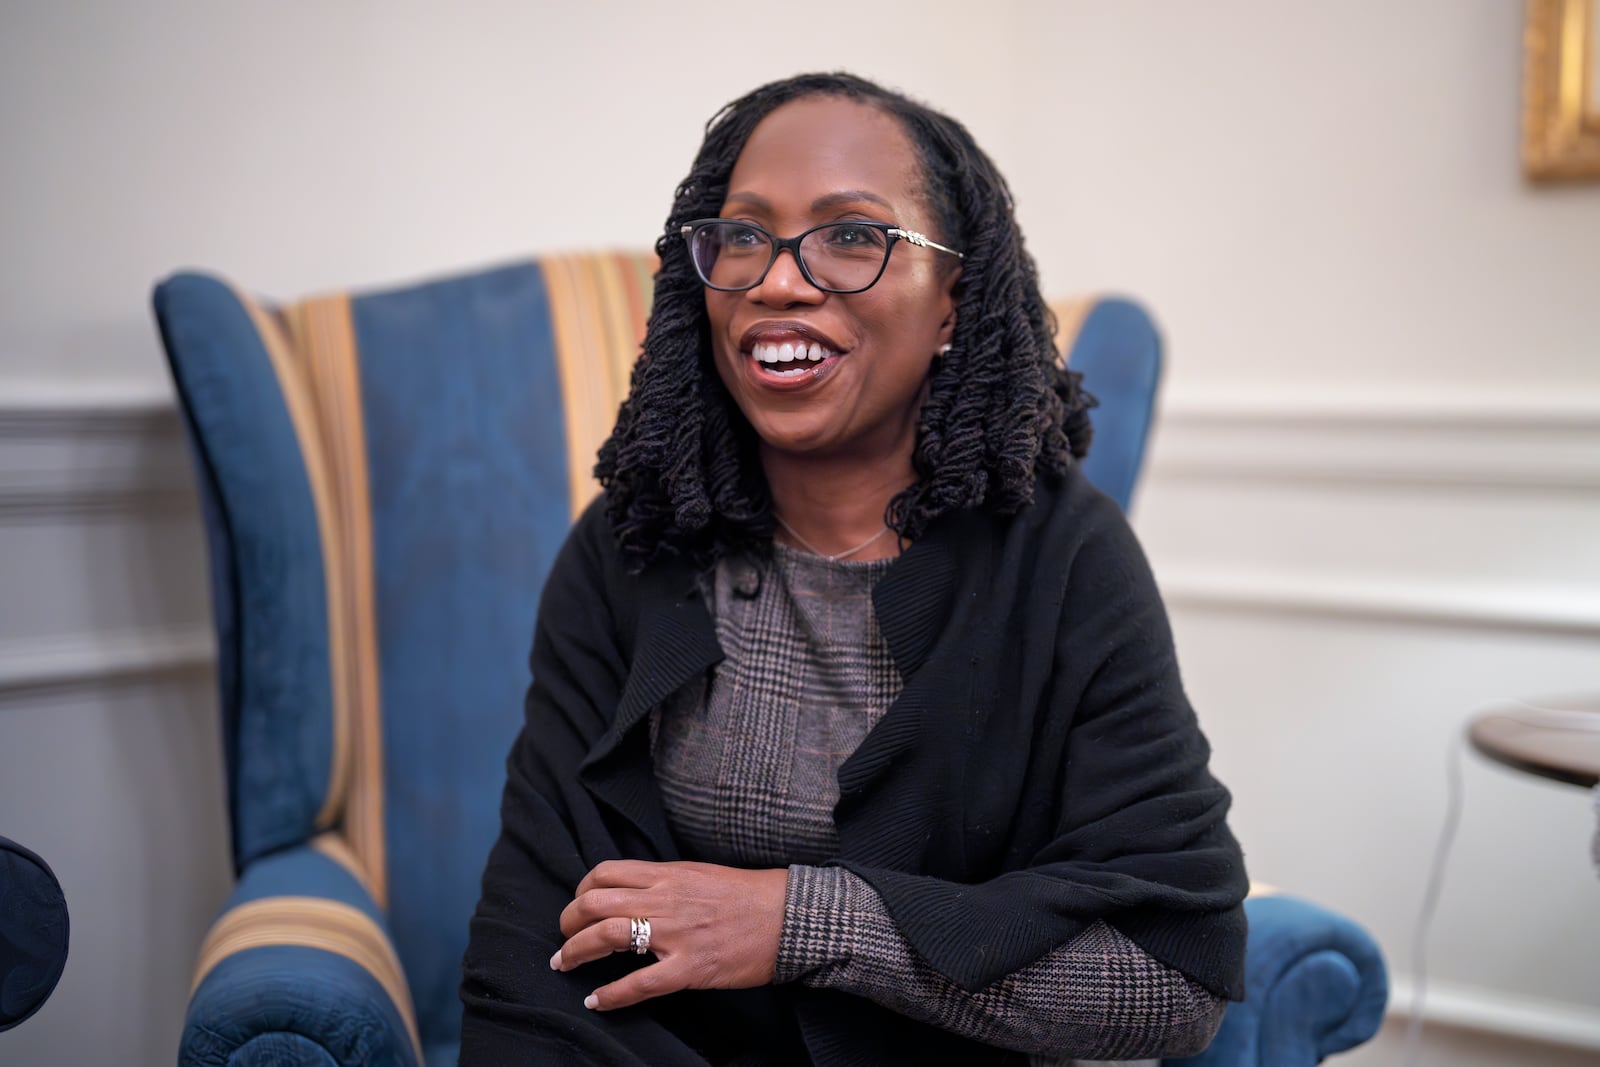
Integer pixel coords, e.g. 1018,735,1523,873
752,340,836,365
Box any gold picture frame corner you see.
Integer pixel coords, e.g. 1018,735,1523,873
1522,0,1600,181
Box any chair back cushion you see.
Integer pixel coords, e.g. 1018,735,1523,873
153,253,653,1049
1053,296,1164,512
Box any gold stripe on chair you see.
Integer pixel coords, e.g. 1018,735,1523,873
1049,294,1101,365
190,895,423,1065
287,294,388,911
592,252,652,410
237,292,353,835
544,252,657,519
312,831,377,901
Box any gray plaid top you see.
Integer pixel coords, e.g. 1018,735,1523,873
649,544,1225,1060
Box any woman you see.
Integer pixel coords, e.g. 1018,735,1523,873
460,73,1247,1066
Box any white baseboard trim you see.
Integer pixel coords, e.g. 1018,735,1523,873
0,625,214,696
1158,569,1600,637
1388,976,1600,1052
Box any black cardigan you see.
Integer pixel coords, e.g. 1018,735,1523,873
459,467,1248,1066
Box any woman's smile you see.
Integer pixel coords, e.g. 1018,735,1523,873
738,321,846,390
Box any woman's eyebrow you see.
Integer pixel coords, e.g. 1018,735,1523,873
722,191,771,211
721,190,894,213
811,190,893,213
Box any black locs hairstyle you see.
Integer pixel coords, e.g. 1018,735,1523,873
595,72,1094,572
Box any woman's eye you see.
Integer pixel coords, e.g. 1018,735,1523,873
725,226,763,248
824,224,885,249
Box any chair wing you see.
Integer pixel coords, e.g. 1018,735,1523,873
1053,294,1163,512
154,253,654,1065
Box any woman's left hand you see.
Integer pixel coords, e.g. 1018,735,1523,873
553,859,788,1011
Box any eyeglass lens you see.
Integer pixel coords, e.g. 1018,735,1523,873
690,222,890,292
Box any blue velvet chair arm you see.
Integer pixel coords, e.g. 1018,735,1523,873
180,841,423,1067
1168,894,1388,1067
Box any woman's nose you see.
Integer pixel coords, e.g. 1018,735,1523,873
748,247,825,307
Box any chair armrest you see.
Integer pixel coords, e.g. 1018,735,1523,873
179,841,423,1067
1166,894,1388,1067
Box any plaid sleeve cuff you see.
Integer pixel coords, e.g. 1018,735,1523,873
774,866,1227,1057
774,864,872,983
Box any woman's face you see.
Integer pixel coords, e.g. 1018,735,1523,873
705,95,960,467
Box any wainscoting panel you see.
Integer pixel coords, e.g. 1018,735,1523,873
0,675,232,1067
0,385,193,517
1136,390,1600,1058
0,388,224,1067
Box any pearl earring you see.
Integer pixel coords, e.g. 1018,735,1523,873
938,343,953,355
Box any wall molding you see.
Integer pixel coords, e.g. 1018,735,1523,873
1388,976,1600,1053
5,381,1598,511
1157,569,1600,638
0,384,194,518
1161,385,1600,425
1153,387,1600,492
1141,388,1600,636
0,624,214,698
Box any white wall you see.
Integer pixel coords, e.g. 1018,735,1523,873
2,3,1598,1066
1012,1,1600,397
0,0,1023,386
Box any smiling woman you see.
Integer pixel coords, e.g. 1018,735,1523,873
458,73,1248,1066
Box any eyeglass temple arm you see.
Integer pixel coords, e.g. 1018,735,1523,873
888,228,964,259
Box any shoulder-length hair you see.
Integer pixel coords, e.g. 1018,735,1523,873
596,72,1093,572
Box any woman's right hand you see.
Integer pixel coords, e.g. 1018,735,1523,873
552,859,789,1011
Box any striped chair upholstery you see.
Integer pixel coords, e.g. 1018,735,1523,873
154,266,1384,1066
155,254,654,1067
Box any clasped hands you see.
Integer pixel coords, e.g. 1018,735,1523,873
550,859,788,1011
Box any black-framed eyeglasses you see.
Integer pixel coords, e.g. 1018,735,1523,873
679,218,964,295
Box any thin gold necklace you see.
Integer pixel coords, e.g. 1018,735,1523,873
772,513,891,562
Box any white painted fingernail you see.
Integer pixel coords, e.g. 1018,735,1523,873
584,994,599,1011
549,951,562,970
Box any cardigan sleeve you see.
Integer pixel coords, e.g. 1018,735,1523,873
457,503,707,1067
837,486,1250,1001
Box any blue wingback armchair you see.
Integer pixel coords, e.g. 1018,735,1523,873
153,260,1386,1067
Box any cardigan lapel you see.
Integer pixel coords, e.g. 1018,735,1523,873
577,562,722,852
835,515,988,868
868,523,963,680
838,517,967,801
613,564,723,736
